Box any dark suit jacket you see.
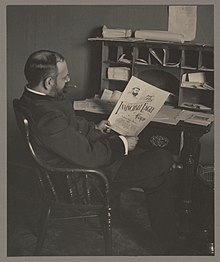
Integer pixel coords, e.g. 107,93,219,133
19,89,125,180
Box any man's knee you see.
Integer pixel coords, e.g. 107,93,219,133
155,149,174,174
142,149,174,191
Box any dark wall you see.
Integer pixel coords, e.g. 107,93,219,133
7,5,214,165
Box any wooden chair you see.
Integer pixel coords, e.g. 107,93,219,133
13,99,112,256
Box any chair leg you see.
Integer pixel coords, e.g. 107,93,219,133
101,207,112,256
34,203,51,255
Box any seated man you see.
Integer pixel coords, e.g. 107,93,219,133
17,50,179,254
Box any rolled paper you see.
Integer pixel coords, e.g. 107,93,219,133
135,30,185,43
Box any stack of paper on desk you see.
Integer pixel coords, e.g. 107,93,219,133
154,106,214,126
153,105,182,125
74,98,116,114
73,100,87,111
74,89,122,114
176,110,214,126
102,25,132,38
101,89,122,102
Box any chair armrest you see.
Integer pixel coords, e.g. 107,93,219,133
36,157,110,193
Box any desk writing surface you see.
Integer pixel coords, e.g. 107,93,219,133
74,100,213,131
153,105,182,125
76,106,212,155
151,105,213,133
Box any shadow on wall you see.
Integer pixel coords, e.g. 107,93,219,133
199,126,214,164
87,27,102,98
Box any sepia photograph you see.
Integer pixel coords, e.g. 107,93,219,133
1,0,218,260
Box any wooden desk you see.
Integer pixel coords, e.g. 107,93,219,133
141,120,212,237
77,109,213,238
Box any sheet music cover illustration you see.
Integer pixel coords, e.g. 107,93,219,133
108,76,170,136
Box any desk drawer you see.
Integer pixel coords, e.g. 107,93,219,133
139,127,182,154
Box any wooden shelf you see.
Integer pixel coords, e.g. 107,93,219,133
90,38,214,111
103,78,128,82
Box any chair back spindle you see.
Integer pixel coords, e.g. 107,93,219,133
13,98,113,255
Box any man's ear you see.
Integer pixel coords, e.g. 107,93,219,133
44,77,55,90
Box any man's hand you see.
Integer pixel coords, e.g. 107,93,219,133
95,120,111,134
125,136,139,151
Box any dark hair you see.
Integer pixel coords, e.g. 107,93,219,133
24,50,65,87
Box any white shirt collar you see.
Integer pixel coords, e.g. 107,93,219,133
25,85,46,96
